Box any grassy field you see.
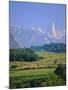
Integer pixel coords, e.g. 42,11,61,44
10,52,66,70
9,51,66,88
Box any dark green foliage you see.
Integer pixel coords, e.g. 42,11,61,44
54,59,57,64
10,74,66,89
43,43,66,52
10,48,39,61
54,64,66,81
31,43,66,52
10,65,17,69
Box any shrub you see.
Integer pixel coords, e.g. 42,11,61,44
10,65,17,69
54,63,66,81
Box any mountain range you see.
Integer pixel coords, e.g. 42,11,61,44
9,23,65,49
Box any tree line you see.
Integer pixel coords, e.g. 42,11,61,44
10,48,39,61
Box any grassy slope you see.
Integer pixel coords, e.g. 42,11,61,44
10,68,54,78
10,52,66,70
9,52,66,88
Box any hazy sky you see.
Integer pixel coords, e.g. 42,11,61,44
9,1,66,28
9,1,66,47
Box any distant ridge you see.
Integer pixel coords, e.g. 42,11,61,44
31,43,66,52
9,25,65,49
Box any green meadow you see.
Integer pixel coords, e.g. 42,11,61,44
9,51,66,88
